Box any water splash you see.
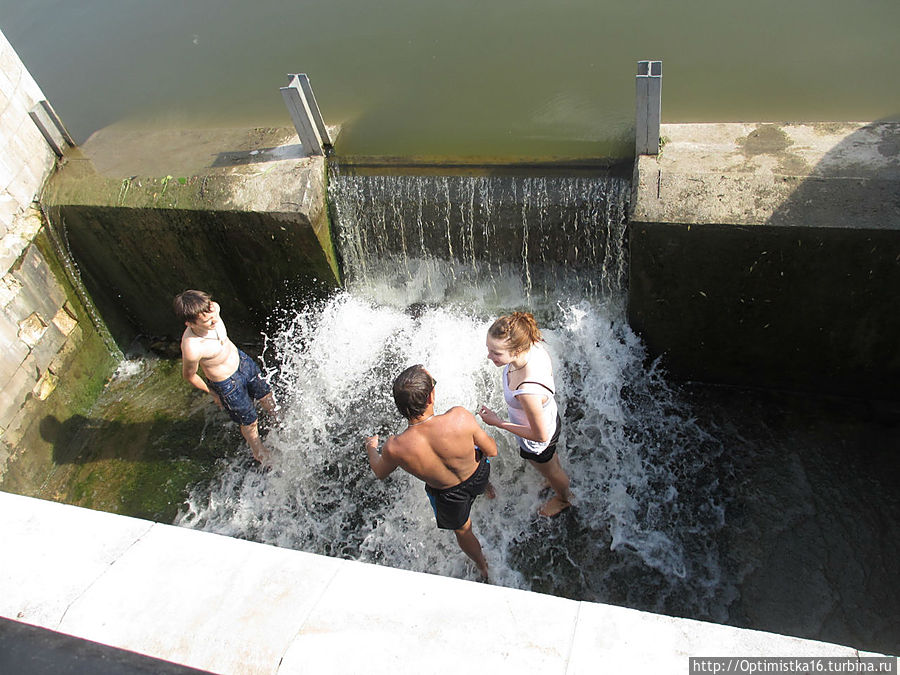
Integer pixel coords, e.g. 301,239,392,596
177,172,735,621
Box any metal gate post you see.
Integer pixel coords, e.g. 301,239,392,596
636,60,662,155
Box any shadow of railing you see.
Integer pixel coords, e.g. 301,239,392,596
211,143,306,168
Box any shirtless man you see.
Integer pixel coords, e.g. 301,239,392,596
174,290,276,464
365,364,498,579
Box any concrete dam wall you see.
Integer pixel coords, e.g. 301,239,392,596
36,121,900,403
42,127,341,350
629,122,900,399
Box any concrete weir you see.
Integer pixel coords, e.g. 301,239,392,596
629,122,900,398
42,126,341,348
1,490,887,674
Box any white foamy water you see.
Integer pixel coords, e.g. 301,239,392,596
177,173,736,620
177,289,733,618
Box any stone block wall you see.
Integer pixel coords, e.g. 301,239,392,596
0,30,57,233
0,29,107,477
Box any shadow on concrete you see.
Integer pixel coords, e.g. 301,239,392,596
39,408,231,467
758,120,900,398
32,407,235,523
0,616,214,675
42,413,121,465
766,121,900,229
211,143,306,167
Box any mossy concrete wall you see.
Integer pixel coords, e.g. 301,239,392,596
43,127,340,349
629,122,900,399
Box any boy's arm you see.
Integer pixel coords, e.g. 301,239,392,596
365,435,400,480
181,342,221,406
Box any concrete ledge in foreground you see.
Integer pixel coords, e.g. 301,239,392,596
0,491,889,674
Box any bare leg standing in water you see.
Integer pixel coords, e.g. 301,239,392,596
454,520,489,578
530,453,571,516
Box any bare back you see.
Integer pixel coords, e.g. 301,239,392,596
384,407,497,489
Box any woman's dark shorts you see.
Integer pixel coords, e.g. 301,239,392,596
519,414,562,464
208,350,271,426
425,454,491,530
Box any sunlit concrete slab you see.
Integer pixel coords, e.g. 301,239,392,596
280,560,579,674
632,122,900,229
566,601,857,674
0,491,888,675
0,490,154,627
56,521,341,675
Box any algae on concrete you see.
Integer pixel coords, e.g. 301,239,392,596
1,227,120,495
4,354,248,524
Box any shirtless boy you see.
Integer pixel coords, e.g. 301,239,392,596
174,290,276,464
365,364,498,579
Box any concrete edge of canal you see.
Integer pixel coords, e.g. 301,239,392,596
1,490,892,675
628,121,900,399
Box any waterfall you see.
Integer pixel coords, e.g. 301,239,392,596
330,172,630,311
177,170,736,621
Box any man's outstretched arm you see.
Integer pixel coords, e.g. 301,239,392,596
365,435,400,480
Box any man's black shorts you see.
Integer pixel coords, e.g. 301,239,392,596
424,454,491,530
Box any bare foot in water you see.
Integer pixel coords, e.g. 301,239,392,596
485,482,496,499
539,495,571,517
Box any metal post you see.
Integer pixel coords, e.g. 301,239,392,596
280,74,324,156
293,73,332,148
635,60,662,155
28,99,74,157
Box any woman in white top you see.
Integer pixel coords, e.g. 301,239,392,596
478,312,572,516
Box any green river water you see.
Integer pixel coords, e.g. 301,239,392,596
2,0,899,160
